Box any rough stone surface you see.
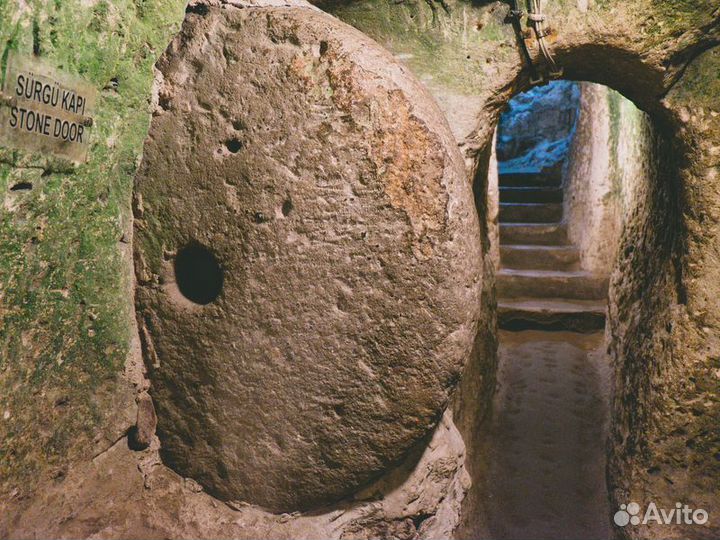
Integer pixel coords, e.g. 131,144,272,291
1,410,470,540
129,391,157,450
564,83,650,276
0,0,188,520
607,45,720,540
2,0,720,537
133,3,482,512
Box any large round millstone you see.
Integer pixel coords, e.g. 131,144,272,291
133,1,482,512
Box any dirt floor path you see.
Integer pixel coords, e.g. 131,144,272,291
469,330,613,540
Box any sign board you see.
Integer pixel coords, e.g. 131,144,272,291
0,53,97,162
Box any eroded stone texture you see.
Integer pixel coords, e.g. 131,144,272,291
133,3,482,512
565,83,652,276
1,410,470,540
318,4,719,538
606,45,720,540
129,391,157,450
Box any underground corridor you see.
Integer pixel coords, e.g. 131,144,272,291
128,20,702,537
454,79,683,540
4,1,719,538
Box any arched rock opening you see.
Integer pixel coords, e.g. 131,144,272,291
461,76,683,538
444,46,716,540
313,2,718,536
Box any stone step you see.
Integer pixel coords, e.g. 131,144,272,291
500,244,580,270
497,269,609,300
499,186,563,203
498,172,561,187
499,203,563,223
498,298,606,332
500,223,568,245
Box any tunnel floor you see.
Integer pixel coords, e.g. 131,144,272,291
475,329,612,540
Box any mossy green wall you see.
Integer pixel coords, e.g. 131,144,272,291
0,0,186,497
330,0,515,93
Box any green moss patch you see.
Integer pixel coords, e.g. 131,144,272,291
326,0,515,93
0,0,186,497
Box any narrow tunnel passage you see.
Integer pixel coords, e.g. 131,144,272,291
482,330,611,539
496,81,608,333
465,80,663,540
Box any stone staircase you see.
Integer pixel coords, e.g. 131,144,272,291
497,172,607,332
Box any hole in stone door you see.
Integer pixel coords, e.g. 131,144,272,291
174,243,224,305
225,138,243,153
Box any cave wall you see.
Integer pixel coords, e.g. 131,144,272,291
607,46,720,540
451,139,499,538
0,0,187,510
0,0,718,538
564,83,654,276
487,132,500,268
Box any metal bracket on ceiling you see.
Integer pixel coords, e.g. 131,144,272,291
508,0,563,86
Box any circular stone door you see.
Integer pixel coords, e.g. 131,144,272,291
133,2,483,512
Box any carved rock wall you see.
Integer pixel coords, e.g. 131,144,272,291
1,0,719,538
